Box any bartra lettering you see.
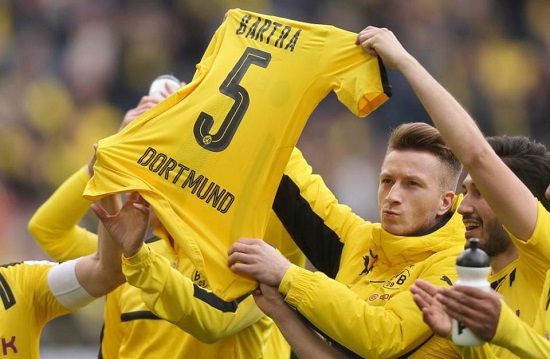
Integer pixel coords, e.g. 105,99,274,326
138,147,235,214
236,15,301,52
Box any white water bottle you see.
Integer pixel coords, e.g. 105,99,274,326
148,74,181,97
452,238,491,346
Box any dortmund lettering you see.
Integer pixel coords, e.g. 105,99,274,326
1,336,16,355
236,15,301,52
137,147,235,214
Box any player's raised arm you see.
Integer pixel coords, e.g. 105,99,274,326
357,26,541,241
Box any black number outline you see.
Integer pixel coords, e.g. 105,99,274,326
194,47,272,152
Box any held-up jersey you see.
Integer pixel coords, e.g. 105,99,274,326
273,148,465,358
29,166,304,358
0,262,70,359
457,203,550,359
83,8,390,300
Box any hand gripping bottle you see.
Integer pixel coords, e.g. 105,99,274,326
452,238,491,346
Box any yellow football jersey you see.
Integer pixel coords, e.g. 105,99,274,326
535,270,550,341
84,8,390,300
458,203,550,358
0,262,70,358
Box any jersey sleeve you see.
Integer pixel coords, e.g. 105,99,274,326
489,300,550,359
321,28,390,117
121,245,265,343
192,16,226,82
534,271,550,335
278,251,459,358
506,203,550,283
22,262,72,323
273,147,367,277
28,166,98,261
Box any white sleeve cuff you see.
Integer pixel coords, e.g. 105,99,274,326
47,259,95,309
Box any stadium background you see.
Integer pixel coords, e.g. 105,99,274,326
0,0,548,356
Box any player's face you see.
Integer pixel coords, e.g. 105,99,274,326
378,149,451,236
458,175,511,256
545,184,550,201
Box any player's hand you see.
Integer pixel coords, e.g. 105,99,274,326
228,238,290,287
91,192,150,257
253,283,288,319
119,95,161,130
410,279,452,337
356,26,413,70
437,286,502,341
120,79,183,130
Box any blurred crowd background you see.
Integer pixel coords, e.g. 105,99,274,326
0,0,549,353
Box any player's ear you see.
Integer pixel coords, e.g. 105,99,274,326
437,191,455,216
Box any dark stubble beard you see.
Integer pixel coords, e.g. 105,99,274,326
481,218,513,257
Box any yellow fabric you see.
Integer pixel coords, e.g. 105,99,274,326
30,167,303,358
457,204,550,359
278,148,464,358
0,262,70,358
534,270,550,340
28,166,97,260
83,8,389,300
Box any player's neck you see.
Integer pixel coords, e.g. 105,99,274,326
489,245,518,274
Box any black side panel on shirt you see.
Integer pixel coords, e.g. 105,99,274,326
273,174,343,278
121,311,162,322
193,285,250,312
0,273,16,310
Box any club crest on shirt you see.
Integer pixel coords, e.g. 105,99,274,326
192,270,208,288
383,268,411,289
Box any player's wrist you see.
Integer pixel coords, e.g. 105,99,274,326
123,242,144,258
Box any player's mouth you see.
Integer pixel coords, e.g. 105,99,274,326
382,209,399,217
463,220,482,238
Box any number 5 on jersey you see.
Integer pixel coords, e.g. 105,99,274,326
194,47,272,152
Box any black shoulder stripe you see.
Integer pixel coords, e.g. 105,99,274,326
377,56,392,98
491,277,505,290
273,174,343,278
121,310,161,322
193,285,250,312
0,273,16,310
509,268,516,287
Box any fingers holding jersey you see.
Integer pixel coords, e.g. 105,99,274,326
356,26,412,70
228,238,291,287
91,192,151,257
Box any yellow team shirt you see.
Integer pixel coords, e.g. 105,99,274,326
535,270,550,341
275,148,465,358
458,202,550,359
83,8,390,300
29,166,304,358
0,262,70,358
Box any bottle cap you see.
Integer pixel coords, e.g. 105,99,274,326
456,238,490,267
